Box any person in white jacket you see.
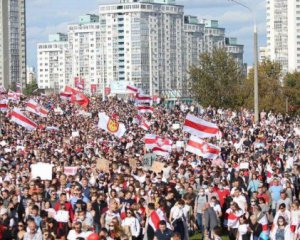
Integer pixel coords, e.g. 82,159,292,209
290,202,300,240
270,216,291,240
121,209,141,240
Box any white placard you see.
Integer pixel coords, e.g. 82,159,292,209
64,167,78,176
0,141,6,147
72,131,80,137
4,148,11,153
240,162,249,169
254,142,265,149
31,163,52,180
55,210,69,223
16,146,24,151
172,124,180,130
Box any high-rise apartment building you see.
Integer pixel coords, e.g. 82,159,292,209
201,20,226,53
225,37,244,65
0,0,26,89
266,0,300,73
99,0,185,95
36,0,244,96
68,14,102,93
37,33,72,91
26,66,36,84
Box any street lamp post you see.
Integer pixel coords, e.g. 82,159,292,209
229,0,259,123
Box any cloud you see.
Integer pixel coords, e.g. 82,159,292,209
177,0,230,9
26,0,267,67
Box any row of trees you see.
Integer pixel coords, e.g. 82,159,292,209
189,48,300,114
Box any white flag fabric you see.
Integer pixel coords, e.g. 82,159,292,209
183,113,219,138
144,134,158,150
186,135,220,159
26,99,49,117
10,108,37,131
141,119,151,131
8,90,21,101
144,134,172,157
135,93,152,105
98,112,126,138
0,99,8,112
126,85,139,93
137,105,154,114
60,92,72,101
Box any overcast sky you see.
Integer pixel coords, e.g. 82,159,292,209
26,0,266,68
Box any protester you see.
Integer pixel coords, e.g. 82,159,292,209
0,90,299,240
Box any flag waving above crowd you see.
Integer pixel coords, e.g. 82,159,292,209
60,86,89,108
0,99,8,112
183,113,219,138
25,99,49,117
10,107,37,130
186,135,220,159
0,90,299,240
98,112,126,138
144,134,172,157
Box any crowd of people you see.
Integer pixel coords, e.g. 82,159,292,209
0,93,299,240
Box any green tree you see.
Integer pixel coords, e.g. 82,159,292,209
244,60,285,113
189,48,244,109
284,72,300,112
23,81,38,95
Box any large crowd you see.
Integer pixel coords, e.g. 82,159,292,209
0,93,299,240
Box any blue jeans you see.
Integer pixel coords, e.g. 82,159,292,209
196,213,204,232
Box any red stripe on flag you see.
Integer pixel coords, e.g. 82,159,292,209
27,102,37,109
206,145,220,155
11,111,37,128
0,104,8,108
188,139,204,150
184,119,219,134
150,211,161,231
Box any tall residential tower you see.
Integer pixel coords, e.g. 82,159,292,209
266,0,300,73
0,0,26,89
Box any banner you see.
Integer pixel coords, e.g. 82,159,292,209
31,163,52,180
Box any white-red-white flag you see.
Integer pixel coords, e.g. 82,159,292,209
0,99,8,112
148,210,164,231
26,99,49,118
152,147,170,157
144,134,157,150
8,90,21,101
126,85,139,93
135,93,152,105
183,113,219,138
144,134,172,157
141,119,151,131
186,135,220,159
60,92,72,101
148,210,171,231
137,105,154,114
10,108,37,130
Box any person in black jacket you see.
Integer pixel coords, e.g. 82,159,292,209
248,215,262,240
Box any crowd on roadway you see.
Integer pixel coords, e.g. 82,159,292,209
0,93,299,240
